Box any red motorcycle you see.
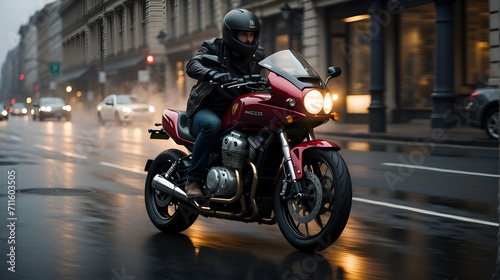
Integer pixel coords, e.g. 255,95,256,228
144,50,352,252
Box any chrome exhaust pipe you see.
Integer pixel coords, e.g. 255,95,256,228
151,174,189,202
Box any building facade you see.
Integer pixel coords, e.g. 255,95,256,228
161,0,494,128
0,0,496,128
57,0,165,106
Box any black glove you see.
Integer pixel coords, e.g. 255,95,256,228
209,71,232,84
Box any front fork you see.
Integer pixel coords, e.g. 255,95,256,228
278,127,315,199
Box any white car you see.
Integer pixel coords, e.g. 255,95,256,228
97,94,155,125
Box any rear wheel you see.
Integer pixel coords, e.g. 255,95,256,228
145,149,198,233
275,149,352,252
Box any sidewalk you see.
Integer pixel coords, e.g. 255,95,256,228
315,119,499,148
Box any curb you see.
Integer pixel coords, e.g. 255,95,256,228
317,131,500,148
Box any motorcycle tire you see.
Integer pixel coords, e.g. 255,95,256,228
485,109,499,140
145,149,199,233
275,148,352,252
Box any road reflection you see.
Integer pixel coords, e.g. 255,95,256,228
141,233,339,280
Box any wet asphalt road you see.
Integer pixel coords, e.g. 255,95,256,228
0,111,498,280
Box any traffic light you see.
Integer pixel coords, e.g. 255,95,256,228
147,55,154,64
20,74,24,80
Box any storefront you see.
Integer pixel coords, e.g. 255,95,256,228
320,0,490,123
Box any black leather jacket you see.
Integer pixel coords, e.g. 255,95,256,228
185,38,264,119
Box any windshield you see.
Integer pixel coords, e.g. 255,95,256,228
40,97,65,105
258,50,323,90
116,95,144,105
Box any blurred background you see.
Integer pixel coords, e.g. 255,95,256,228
0,0,496,128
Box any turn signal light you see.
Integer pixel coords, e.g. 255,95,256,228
331,112,340,121
286,115,293,123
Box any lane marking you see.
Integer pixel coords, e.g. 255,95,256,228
35,144,55,151
99,161,146,175
9,135,22,141
383,162,500,178
353,197,499,227
35,144,88,159
63,152,87,159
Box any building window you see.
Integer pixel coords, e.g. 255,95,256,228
329,16,371,115
192,0,202,32
128,3,136,50
464,0,489,86
167,0,177,39
107,15,115,56
400,4,435,109
261,14,302,53
117,9,124,53
176,60,186,97
140,0,147,47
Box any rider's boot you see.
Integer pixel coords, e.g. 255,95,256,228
185,179,204,199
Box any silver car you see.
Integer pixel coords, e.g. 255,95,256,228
465,86,499,139
97,94,155,125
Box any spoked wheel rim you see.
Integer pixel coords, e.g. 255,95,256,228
146,158,184,222
150,187,179,220
283,156,336,239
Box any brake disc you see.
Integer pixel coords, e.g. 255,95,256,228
155,190,171,207
287,172,323,223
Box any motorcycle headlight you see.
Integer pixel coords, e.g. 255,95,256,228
324,92,333,114
304,90,324,115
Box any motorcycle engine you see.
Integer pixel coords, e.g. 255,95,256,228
204,131,250,198
205,167,238,197
221,131,248,169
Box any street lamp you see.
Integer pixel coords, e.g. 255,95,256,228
280,3,303,20
157,30,167,45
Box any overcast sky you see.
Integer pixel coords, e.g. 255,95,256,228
0,0,54,74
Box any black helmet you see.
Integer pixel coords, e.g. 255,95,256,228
222,9,261,58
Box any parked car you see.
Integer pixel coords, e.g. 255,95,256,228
11,102,28,116
465,86,499,139
0,104,8,121
32,97,71,121
97,94,154,125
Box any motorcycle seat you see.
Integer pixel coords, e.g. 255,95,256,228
176,111,196,142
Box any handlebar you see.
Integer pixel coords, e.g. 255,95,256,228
211,75,269,91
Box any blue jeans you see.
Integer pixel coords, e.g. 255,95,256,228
187,109,223,182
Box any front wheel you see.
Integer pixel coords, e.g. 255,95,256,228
275,149,352,252
485,109,499,140
145,149,198,233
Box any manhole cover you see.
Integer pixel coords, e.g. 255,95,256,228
17,188,95,196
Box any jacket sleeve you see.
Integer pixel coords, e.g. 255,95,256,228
186,40,219,81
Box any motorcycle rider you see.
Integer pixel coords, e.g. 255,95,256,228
184,9,264,198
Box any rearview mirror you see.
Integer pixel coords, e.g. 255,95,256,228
326,66,342,84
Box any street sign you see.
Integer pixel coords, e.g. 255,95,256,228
138,70,149,83
49,62,61,77
99,71,106,84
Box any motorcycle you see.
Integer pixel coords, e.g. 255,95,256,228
144,50,352,252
